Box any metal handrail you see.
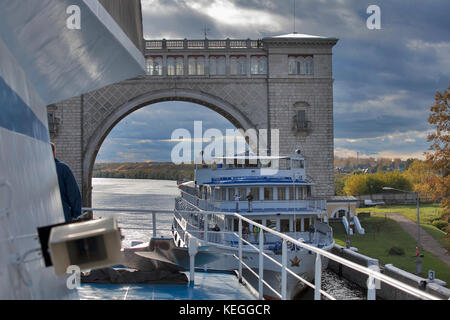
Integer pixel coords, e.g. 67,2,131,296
236,255,281,299
234,212,439,300
82,207,441,301
236,230,336,300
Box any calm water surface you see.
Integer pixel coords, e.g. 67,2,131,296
91,178,365,300
92,178,178,247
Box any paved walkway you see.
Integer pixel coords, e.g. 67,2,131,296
373,212,450,267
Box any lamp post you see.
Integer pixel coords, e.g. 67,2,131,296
382,187,422,275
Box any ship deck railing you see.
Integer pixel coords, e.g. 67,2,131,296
179,188,327,213
173,208,333,250
82,207,442,301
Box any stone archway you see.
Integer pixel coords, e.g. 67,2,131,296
330,207,352,219
82,88,258,206
50,36,338,207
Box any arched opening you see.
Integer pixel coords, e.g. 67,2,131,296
331,207,351,219
337,209,347,218
83,88,259,207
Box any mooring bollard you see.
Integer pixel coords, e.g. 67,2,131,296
188,237,198,287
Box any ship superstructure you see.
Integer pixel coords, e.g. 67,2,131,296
173,153,334,299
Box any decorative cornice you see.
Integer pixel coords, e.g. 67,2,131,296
262,38,339,47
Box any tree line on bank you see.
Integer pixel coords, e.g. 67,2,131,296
334,156,416,173
93,162,194,181
335,160,436,199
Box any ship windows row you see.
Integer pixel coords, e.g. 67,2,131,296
146,55,267,76
212,186,311,201
230,217,312,233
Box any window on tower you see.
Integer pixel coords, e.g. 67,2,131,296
209,56,226,75
230,55,247,75
250,55,267,75
167,56,184,76
288,55,314,75
188,56,205,75
305,56,314,75
146,56,163,76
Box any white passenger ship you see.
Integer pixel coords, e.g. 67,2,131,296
172,152,334,299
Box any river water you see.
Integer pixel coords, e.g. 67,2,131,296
91,178,365,300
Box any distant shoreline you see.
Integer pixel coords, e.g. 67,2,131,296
93,176,179,181
93,162,194,181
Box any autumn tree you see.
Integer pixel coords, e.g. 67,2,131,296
425,86,450,217
404,160,437,200
343,171,412,196
343,174,370,195
334,172,348,196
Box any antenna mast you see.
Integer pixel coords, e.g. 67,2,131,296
202,25,210,39
293,0,297,34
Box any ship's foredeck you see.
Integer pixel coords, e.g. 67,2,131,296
78,271,256,300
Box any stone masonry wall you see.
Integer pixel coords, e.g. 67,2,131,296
82,78,269,149
267,44,335,198
268,79,334,198
48,96,83,187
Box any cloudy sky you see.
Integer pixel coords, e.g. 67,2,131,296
97,0,450,163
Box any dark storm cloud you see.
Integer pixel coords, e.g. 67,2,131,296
97,0,449,161
335,115,428,140
141,0,221,38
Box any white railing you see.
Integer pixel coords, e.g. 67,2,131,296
82,207,441,301
211,199,326,212
172,208,333,250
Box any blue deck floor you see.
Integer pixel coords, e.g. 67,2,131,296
78,271,256,300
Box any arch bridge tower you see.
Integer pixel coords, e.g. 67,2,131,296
48,34,338,207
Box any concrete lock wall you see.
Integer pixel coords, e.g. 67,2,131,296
328,244,379,289
426,282,450,300
379,264,426,300
379,264,450,300
329,245,450,300
356,193,433,206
